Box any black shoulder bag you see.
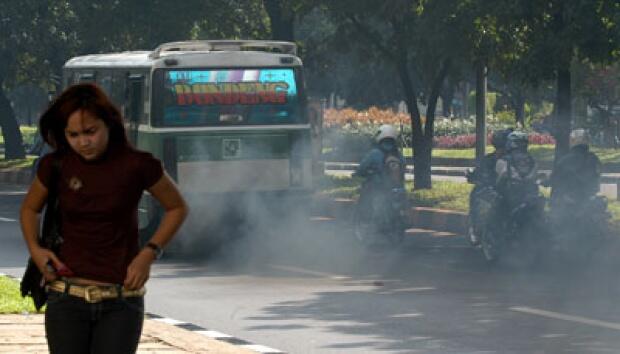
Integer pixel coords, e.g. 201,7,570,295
20,157,62,311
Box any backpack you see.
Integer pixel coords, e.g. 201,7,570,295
383,152,403,187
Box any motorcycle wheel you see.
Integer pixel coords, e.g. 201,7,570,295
387,221,405,245
481,227,501,264
353,207,378,246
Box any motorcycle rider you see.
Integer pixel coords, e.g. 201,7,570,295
353,124,405,219
549,129,606,252
467,128,512,245
550,128,601,207
494,131,538,215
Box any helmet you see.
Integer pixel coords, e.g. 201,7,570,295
570,128,589,147
374,124,398,143
505,131,528,152
491,129,513,150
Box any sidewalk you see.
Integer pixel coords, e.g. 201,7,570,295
0,314,258,354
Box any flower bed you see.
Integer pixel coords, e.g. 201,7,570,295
433,132,555,149
322,107,555,158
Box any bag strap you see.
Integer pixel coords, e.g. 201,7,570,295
40,156,62,247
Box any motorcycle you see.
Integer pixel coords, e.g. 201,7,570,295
479,182,549,265
353,176,408,247
549,194,611,263
466,168,497,247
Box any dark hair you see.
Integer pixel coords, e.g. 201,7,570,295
39,83,128,153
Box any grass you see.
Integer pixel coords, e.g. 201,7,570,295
0,276,40,314
316,174,620,228
403,147,494,159
316,175,472,211
0,156,36,170
0,126,38,147
401,145,620,165
408,180,472,211
315,174,361,199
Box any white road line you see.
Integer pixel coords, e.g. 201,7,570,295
153,318,187,325
391,287,436,293
510,306,620,331
390,313,424,318
241,344,284,353
0,217,17,222
195,330,233,338
0,191,27,196
269,264,351,280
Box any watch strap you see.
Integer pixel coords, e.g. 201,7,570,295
145,242,163,259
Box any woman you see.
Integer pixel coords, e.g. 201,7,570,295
20,83,188,354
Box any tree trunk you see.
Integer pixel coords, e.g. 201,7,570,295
553,67,572,163
462,81,470,118
416,58,451,190
412,139,432,188
263,0,295,41
515,93,525,127
0,82,25,159
475,61,487,163
440,84,454,117
394,56,429,189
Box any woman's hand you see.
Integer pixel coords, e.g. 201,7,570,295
30,246,65,282
124,249,155,290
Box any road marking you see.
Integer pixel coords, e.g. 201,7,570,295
195,330,233,338
0,191,27,196
241,344,284,353
541,333,568,338
153,318,187,325
269,264,351,280
391,313,424,318
0,217,17,222
510,306,620,331
391,287,436,293
146,313,284,353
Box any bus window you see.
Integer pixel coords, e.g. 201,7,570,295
97,71,113,97
152,68,305,127
77,72,96,83
127,74,144,145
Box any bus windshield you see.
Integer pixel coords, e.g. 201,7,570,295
153,68,305,127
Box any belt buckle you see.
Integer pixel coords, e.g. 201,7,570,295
84,286,103,303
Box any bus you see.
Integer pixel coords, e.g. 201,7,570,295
62,40,315,249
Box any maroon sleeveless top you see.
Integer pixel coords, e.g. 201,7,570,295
37,145,163,284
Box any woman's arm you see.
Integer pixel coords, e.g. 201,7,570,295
143,172,189,249
20,177,65,281
124,172,188,289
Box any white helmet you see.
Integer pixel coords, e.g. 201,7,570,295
570,128,589,147
374,124,398,143
506,131,528,152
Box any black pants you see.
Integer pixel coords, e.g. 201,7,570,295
45,290,144,354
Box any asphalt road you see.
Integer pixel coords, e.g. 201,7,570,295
2,185,620,353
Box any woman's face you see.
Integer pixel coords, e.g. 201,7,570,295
64,109,110,161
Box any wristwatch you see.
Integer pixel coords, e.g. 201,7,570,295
145,242,164,260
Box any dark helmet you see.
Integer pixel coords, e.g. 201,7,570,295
491,129,512,150
506,131,529,152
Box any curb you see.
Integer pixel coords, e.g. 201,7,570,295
0,273,284,354
144,313,283,353
0,169,31,185
315,197,468,235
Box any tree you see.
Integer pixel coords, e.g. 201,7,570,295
263,0,296,41
501,1,619,161
580,62,620,144
318,0,471,189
